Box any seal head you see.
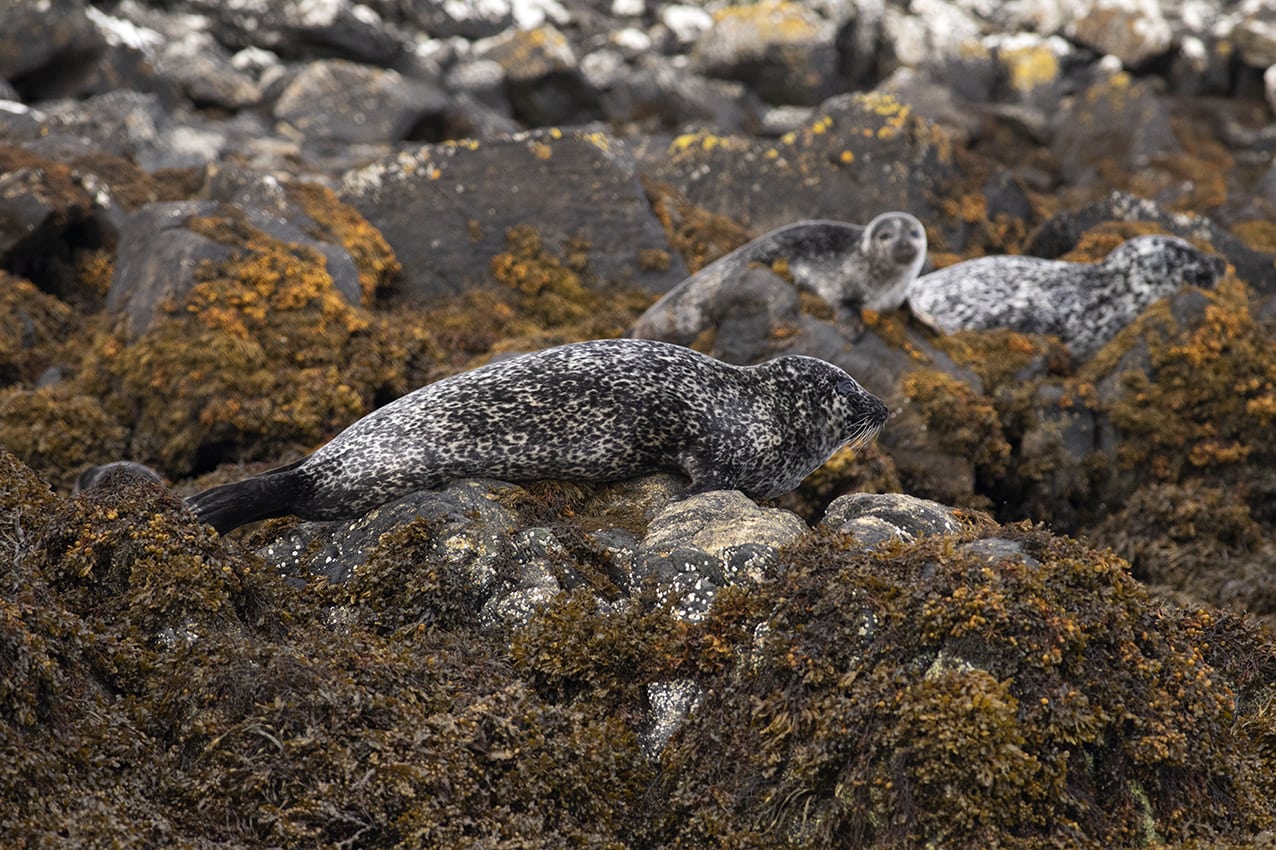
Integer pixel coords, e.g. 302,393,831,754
187,339,888,533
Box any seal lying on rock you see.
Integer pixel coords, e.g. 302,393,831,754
188,338,889,533
631,212,927,344
908,235,1227,359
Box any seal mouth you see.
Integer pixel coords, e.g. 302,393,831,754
846,393,889,447
892,244,919,265
1198,256,1227,286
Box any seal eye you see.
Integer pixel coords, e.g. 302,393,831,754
835,377,860,395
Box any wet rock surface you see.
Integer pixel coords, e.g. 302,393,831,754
4,0,1276,847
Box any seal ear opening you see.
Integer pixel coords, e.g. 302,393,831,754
186,460,307,534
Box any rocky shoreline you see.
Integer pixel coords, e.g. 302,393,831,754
3,0,1276,847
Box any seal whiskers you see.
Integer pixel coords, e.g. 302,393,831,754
187,339,888,533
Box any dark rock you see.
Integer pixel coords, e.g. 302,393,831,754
401,0,515,39
260,478,522,583
37,89,226,171
339,127,687,299
0,0,104,100
638,90,956,234
273,59,449,144
1050,71,1179,187
180,0,406,65
0,148,102,299
72,460,164,493
1027,191,1276,295
89,3,261,110
106,201,230,339
589,52,760,133
478,25,602,127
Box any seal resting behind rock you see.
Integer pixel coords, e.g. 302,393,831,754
631,212,927,344
187,338,889,533
908,235,1227,359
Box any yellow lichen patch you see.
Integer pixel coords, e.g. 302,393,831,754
903,369,1012,474
286,182,401,304
668,131,749,155
709,0,825,44
1000,44,1061,93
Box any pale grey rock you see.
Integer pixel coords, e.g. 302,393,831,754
661,4,714,44
960,537,1042,569
1065,0,1172,67
692,1,838,105
642,490,809,561
1237,0,1276,67
884,0,984,70
821,492,961,542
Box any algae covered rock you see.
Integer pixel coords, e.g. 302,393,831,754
655,522,1276,849
640,90,955,234
339,127,687,300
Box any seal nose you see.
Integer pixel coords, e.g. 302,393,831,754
892,242,919,265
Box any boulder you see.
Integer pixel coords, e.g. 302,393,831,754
339,127,687,299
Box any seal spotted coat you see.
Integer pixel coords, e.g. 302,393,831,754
631,212,927,344
188,339,889,533
908,235,1227,359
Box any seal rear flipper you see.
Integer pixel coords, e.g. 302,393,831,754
186,462,307,534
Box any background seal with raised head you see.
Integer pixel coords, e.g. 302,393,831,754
188,338,889,533
631,212,928,345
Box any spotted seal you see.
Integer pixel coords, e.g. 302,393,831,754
187,338,889,533
908,235,1227,359
631,212,927,344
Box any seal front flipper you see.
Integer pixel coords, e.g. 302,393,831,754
677,451,736,496
187,459,308,534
